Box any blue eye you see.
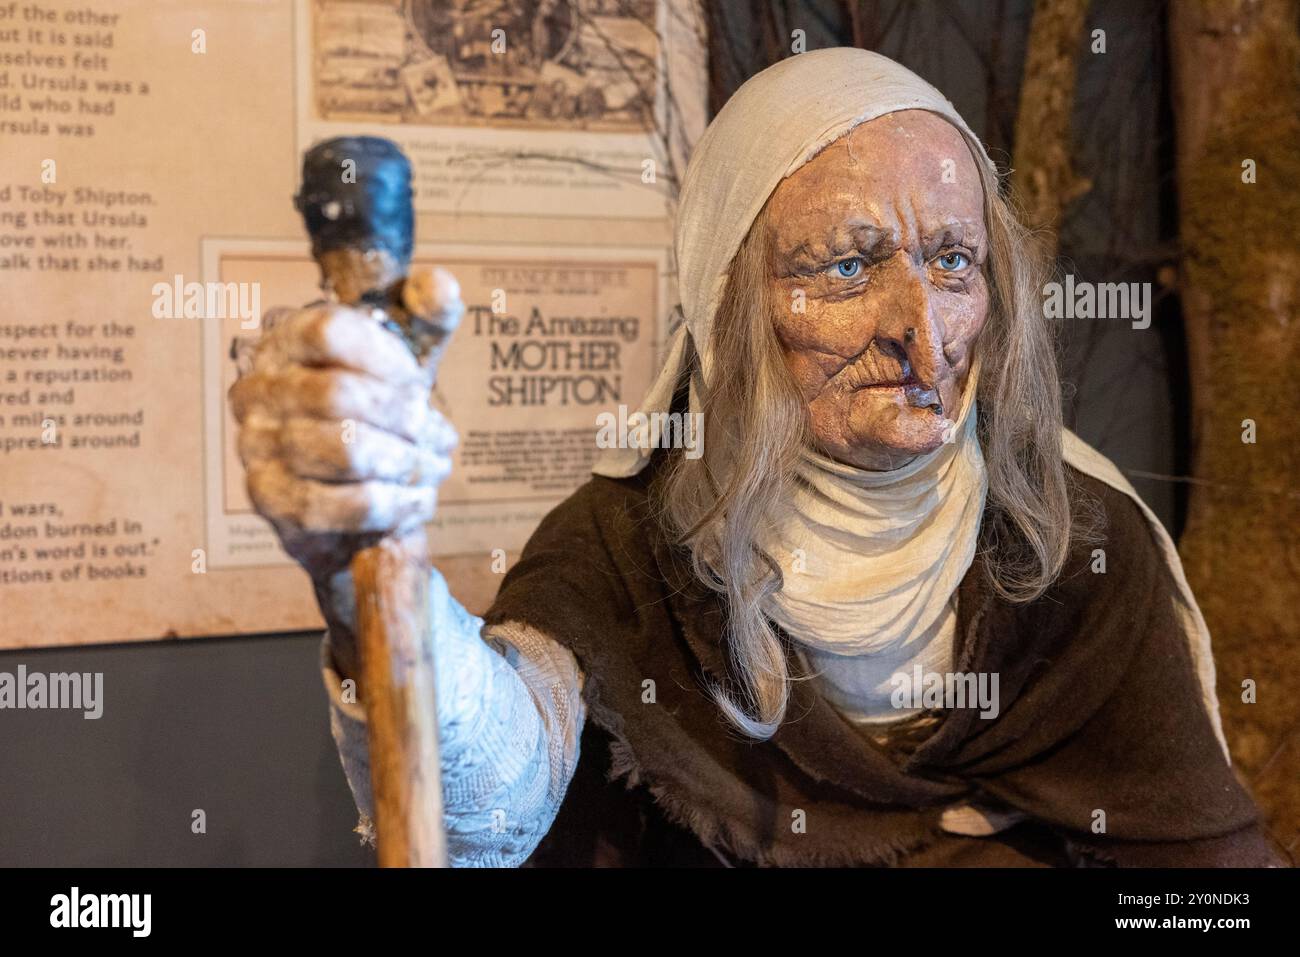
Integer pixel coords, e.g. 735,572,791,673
835,258,863,278
937,251,970,271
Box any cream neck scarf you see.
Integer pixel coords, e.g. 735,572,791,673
760,365,987,657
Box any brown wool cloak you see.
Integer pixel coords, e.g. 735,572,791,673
482,448,1284,868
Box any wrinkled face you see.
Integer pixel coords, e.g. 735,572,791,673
766,110,990,469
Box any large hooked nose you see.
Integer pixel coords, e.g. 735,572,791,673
872,258,946,395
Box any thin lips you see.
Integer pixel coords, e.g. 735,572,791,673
853,364,926,390
859,375,920,389
838,351,904,389
836,346,935,392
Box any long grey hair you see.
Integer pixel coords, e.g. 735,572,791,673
652,158,1072,740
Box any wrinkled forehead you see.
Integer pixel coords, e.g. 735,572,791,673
671,48,996,343
764,110,988,255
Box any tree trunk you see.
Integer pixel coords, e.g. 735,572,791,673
1012,0,1092,254
1170,0,1300,857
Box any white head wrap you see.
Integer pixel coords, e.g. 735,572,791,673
588,47,1229,755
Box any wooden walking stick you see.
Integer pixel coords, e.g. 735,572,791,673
295,137,457,867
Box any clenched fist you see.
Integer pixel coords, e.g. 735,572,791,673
228,265,463,583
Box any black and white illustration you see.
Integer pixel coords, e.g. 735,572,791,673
309,0,658,131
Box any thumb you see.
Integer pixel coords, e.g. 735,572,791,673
401,265,464,381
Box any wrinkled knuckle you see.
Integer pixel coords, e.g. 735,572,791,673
252,305,296,344
295,481,335,530
317,370,355,417
289,420,350,474
229,377,262,421
247,464,296,528
300,306,340,356
235,427,267,468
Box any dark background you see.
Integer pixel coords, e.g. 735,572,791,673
0,0,1191,866
0,631,369,866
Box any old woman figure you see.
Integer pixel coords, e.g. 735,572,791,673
232,49,1282,867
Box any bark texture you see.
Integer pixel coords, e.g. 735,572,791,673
1012,0,1093,252
1170,0,1300,857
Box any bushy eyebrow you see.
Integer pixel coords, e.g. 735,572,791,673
775,220,898,276
920,220,986,260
